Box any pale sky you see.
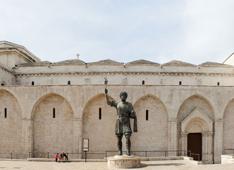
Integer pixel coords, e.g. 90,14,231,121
1,0,234,64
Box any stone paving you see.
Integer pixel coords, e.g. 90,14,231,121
0,160,234,170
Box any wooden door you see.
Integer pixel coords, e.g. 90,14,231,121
187,133,202,161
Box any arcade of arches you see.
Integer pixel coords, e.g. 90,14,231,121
0,89,234,164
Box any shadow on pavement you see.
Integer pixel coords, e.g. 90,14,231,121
140,163,184,168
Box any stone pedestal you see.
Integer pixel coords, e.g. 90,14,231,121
107,155,141,169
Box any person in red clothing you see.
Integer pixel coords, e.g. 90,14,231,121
54,153,59,162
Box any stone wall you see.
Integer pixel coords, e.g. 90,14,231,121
14,63,234,87
0,85,232,163
0,68,15,85
83,94,116,158
132,95,168,156
0,51,31,70
223,99,234,154
0,90,23,157
32,93,74,157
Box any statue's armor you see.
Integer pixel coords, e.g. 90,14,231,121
115,101,133,135
109,99,136,135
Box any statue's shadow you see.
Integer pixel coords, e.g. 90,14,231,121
139,163,184,168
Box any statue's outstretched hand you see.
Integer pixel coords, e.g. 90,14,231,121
105,88,108,94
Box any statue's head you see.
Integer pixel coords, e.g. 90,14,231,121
120,91,128,101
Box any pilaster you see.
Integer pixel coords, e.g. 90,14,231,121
22,118,33,157
167,118,177,156
214,119,223,164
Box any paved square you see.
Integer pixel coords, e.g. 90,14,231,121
0,160,234,170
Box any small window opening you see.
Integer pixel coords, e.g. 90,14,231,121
53,108,56,118
4,108,7,118
31,81,35,86
68,81,71,85
99,108,102,120
179,81,182,85
1,83,4,86
217,82,220,86
146,110,149,121
142,80,145,85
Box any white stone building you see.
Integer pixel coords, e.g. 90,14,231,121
1,41,234,164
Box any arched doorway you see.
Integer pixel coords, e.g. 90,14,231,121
32,93,74,157
178,95,214,163
132,95,168,156
0,90,23,158
182,117,212,161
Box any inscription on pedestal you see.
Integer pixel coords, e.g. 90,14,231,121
107,155,141,169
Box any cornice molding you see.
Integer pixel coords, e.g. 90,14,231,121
0,65,14,75
14,71,234,77
0,41,40,62
0,49,37,63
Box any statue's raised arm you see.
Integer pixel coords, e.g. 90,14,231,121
105,88,117,108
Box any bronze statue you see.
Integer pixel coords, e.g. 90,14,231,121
104,80,137,156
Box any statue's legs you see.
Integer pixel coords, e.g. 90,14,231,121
116,134,123,155
125,133,131,156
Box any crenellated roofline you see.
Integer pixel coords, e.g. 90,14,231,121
1,41,233,69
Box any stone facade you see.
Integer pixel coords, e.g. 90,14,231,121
1,41,234,163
